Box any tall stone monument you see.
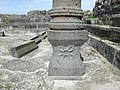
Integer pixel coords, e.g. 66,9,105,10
48,0,88,77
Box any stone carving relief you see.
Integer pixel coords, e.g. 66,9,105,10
59,45,74,60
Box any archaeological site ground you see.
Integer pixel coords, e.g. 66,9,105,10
0,0,120,90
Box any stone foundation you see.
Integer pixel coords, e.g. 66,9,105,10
85,25,120,43
88,35,120,69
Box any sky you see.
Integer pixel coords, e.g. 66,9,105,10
0,0,96,14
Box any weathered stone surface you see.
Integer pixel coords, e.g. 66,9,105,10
48,30,88,46
111,14,120,27
9,41,38,58
0,31,5,37
48,30,88,76
49,0,84,30
48,0,88,78
30,32,47,44
93,0,120,26
52,0,81,8
88,35,120,69
85,25,120,43
0,10,50,29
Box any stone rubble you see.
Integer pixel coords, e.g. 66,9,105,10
93,0,120,26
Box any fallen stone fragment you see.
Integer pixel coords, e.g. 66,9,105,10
9,40,38,58
30,32,47,44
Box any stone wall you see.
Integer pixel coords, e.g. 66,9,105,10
85,25,120,43
93,0,120,26
85,24,120,70
88,35,120,70
0,10,51,28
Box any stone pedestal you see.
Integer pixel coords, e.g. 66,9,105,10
48,0,88,77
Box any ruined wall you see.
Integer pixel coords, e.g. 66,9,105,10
93,0,120,26
0,10,51,28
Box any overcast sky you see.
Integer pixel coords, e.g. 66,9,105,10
0,0,96,14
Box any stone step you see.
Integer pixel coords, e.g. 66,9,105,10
9,40,38,58
88,35,120,69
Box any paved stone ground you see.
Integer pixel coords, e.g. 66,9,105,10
0,33,120,90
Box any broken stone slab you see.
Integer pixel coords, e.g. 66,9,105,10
30,32,47,44
9,40,38,58
0,31,5,37
88,35,120,69
85,25,120,43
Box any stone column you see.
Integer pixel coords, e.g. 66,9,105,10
48,0,88,77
